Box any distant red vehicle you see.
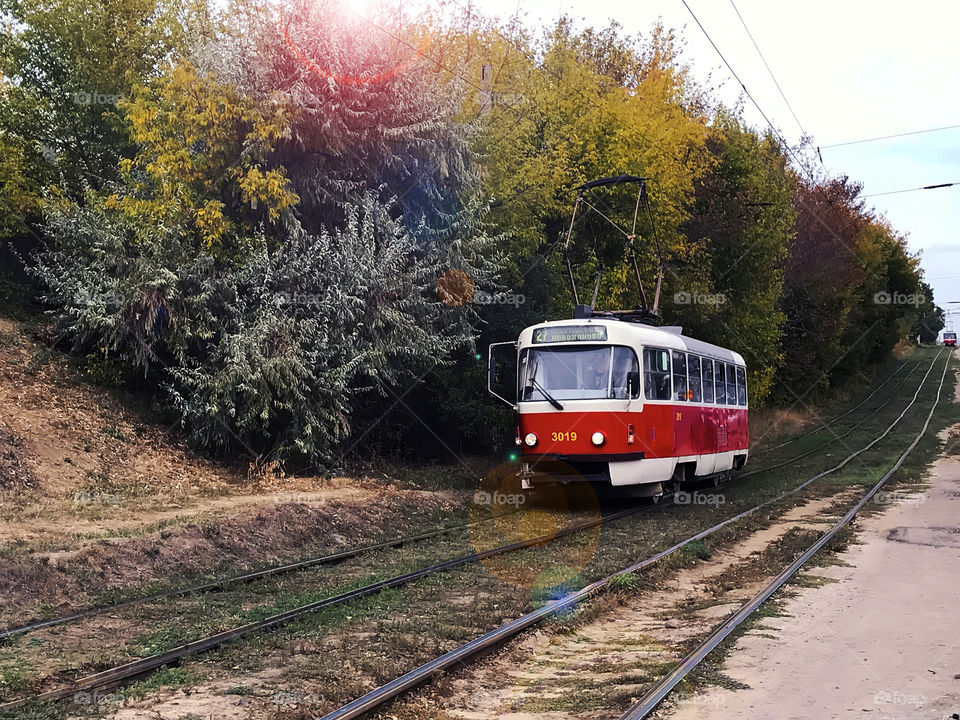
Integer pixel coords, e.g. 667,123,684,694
944,331,957,347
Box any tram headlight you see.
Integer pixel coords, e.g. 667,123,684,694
591,431,606,447
523,432,538,447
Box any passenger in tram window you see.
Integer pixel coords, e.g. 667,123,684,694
672,351,688,402
688,355,702,402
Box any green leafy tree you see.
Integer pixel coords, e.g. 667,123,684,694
0,0,199,207
912,281,944,343
777,175,927,402
674,110,796,402
470,19,712,310
31,13,500,463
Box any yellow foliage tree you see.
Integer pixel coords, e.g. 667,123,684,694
467,21,713,312
108,63,299,259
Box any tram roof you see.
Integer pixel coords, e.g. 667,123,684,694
518,318,746,366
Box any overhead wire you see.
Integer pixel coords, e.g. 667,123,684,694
820,123,960,149
727,0,809,142
861,181,959,198
327,0,940,294
679,0,899,282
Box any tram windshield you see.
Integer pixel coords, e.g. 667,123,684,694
519,345,639,401
945,332,957,340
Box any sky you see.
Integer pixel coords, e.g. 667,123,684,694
465,0,960,329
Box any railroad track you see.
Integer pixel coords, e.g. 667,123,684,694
751,358,910,457
617,350,952,719
741,359,921,477
1,352,943,712
0,503,531,642
1,357,917,642
0,502,662,709
313,350,946,720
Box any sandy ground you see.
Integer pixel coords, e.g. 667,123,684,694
666,451,960,720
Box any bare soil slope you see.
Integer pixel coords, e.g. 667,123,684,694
0,315,466,626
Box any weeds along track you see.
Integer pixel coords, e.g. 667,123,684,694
617,350,952,720
0,503,660,708
313,351,947,720
741,359,922,477
0,352,943,712
751,359,910,457
0,505,532,641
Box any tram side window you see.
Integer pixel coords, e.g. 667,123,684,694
672,351,688,402
702,357,715,403
726,363,737,405
643,348,672,401
736,366,747,406
715,361,726,404
612,346,641,399
688,355,702,402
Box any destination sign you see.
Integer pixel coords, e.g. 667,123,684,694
532,326,608,344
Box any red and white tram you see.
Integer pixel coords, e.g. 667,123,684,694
490,311,749,497
486,174,749,497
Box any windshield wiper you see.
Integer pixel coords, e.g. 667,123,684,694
531,378,564,410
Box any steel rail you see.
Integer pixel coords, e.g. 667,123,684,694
2,360,913,641
618,351,951,719
741,359,922,477
0,503,527,641
0,503,658,709
752,359,910,456
314,351,944,720
6,352,941,712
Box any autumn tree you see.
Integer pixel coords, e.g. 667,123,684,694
675,110,795,402
0,0,199,208
32,4,501,462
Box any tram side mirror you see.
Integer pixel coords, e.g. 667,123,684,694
627,371,640,398
487,341,518,407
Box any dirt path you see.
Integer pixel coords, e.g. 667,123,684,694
664,448,960,720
